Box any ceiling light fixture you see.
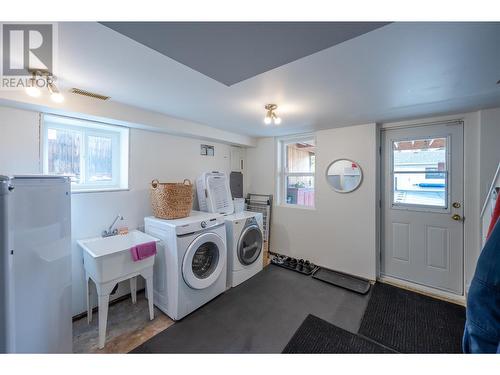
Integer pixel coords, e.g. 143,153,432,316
25,72,42,97
48,78,64,103
264,104,281,125
25,70,64,103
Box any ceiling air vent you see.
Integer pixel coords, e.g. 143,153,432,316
70,88,110,101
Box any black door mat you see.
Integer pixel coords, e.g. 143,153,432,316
359,283,466,353
312,267,371,294
282,315,395,354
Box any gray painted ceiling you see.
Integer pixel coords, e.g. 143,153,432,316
100,22,390,86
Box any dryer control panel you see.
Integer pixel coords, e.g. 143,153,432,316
176,216,225,236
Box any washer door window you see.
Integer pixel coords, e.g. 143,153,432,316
182,232,226,290
237,225,263,265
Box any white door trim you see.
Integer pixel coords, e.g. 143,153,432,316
377,118,466,297
380,113,469,129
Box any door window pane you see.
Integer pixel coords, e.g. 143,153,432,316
87,135,113,183
286,176,315,207
392,137,447,207
393,138,446,172
47,127,82,183
393,172,446,206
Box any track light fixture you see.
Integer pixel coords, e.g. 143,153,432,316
264,104,281,125
25,70,64,103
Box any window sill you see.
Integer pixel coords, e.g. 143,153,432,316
71,187,130,194
277,203,316,211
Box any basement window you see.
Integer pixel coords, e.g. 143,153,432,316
42,114,129,192
277,135,316,208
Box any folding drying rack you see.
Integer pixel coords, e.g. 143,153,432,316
245,193,273,265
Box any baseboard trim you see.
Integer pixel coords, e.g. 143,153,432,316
378,275,466,306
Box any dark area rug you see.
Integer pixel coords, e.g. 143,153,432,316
283,315,394,353
359,283,466,353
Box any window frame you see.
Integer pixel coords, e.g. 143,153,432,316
390,134,451,213
41,114,129,193
277,134,316,209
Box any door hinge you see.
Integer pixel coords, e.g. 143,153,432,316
379,146,382,155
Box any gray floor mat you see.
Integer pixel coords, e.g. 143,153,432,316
359,283,466,353
131,266,371,353
283,314,394,353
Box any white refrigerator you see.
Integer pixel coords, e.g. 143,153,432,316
0,176,72,353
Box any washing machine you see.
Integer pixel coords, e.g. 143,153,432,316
144,211,227,320
225,211,264,288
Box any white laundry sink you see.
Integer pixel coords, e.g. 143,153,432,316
78,230,159,284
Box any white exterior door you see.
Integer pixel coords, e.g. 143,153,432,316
381,122,464,295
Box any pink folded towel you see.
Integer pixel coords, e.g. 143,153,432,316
130,241,157,261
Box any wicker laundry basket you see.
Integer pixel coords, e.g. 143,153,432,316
150,179,193,219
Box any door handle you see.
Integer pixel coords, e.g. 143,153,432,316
451,214,463,221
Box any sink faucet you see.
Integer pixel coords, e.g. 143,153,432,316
102,215,124,237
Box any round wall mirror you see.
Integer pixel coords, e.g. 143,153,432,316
326,159,363,193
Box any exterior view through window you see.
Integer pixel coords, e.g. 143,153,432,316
279,137,316,208
42,115,129,192
392,137,447,207
46,127,83,184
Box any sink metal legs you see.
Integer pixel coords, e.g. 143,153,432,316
129,274,154,320
85,267,155,349
86,277,92,324
130,277,137,304
142,267,155,321
97,293,111,349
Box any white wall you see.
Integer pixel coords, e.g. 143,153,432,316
246,137,276,196
247,124,377,280
0,105,234,316
462,112,482,293
0,107,40,175
479,107,500,205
